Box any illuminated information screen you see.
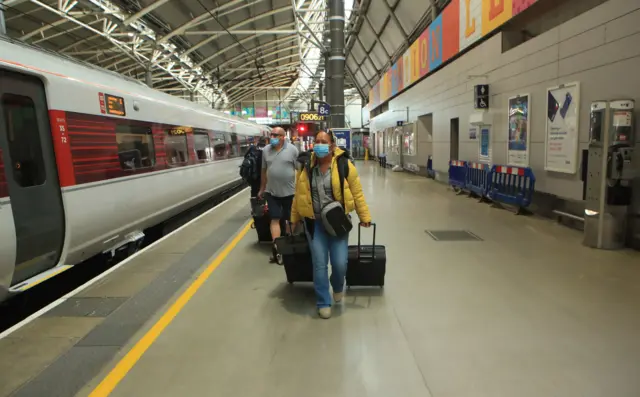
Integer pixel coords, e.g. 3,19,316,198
298,112,326,122
105,94,126,117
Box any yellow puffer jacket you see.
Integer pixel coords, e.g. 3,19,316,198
290,147,371,224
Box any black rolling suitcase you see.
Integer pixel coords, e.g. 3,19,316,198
346,223,386,287
250,197,289,243
250,197,272,243
274,224,313,284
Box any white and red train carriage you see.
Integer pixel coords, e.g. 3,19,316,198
0,37,268,302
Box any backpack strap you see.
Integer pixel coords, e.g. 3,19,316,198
337,155,349,205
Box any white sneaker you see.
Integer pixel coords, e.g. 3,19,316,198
318,307,332,319
333,292,344,303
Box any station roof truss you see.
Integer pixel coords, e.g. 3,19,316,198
344,0,451,105
1,0,449,110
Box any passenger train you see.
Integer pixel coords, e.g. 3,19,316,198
0,37,268,302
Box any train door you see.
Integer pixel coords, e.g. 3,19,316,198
0,70,65,285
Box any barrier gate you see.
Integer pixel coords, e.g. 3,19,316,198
488,165,536,213
448,160,467,191
466,162,491,198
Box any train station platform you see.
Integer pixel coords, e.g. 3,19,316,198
3,162,640,397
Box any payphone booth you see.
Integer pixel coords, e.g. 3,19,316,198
584,100,635,249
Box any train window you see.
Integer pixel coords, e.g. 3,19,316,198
213,132,227,160
1,93,46,187
194,130,212,161
164,129,188,166
238,134,250,156
229,133,239,158
115,124,155,170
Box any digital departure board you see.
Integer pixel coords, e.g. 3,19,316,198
298,112,326,122
105,94,126,117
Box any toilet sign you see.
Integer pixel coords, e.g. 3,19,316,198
474,84,490,109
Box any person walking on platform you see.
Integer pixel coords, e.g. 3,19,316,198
290,131,371,319
258,127,299,263
240,136,268,197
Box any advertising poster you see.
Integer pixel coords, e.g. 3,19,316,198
545,82,580,174
507,94,530,167
479,126,491,163
469,126,477,139
331,129,351,151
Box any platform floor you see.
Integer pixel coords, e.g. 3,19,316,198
86,162,640,397
4,162,640,397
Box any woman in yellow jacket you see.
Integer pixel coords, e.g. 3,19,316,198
290,131,372,319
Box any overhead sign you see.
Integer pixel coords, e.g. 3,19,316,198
397,121,404,127
317,102,331,116
298,112,326,122
474,84,489,109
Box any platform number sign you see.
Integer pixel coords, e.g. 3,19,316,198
474,85,490,109
317,102,331,116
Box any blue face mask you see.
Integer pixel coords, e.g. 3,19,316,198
270,137,281,146
313,144,330,158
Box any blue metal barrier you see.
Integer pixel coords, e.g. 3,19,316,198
465,162,491,197
448,160,467,190
488,165,536,211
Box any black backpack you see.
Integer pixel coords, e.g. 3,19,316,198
240,147,261,183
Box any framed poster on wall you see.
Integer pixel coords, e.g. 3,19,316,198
545,82,580,173
507,94,530,167
478,125,492,164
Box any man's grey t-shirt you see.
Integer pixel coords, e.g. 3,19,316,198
262,142,299,197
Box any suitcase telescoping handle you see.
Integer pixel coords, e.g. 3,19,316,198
357,222,376,260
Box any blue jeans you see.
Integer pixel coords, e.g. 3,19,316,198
306,221,349,308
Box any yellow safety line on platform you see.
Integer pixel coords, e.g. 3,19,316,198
88,220,253,397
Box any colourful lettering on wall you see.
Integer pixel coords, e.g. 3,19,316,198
482,0,513,36
513,0,538,16
368,0,538,108
418,30,429,76
428,15,443,71
402,50,411,88
410,41,420,81
442,0,460,63
391,63,399,96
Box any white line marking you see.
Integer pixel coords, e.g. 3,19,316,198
0,187,249,340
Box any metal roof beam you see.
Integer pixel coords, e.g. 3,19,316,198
184,7,293,57
227,81,296,104
123,0,171,26
220,55,300,89
159,0,276,44
184,30,297,35
194,22,296,67
212,35,298,70
218,48,299,83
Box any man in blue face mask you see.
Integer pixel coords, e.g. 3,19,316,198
258,127,299,263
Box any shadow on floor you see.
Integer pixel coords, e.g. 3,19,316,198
269,281,385,319
269,282,318,318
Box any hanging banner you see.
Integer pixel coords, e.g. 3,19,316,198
507,94,530,166
545,82,580,173
479,126,492,163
